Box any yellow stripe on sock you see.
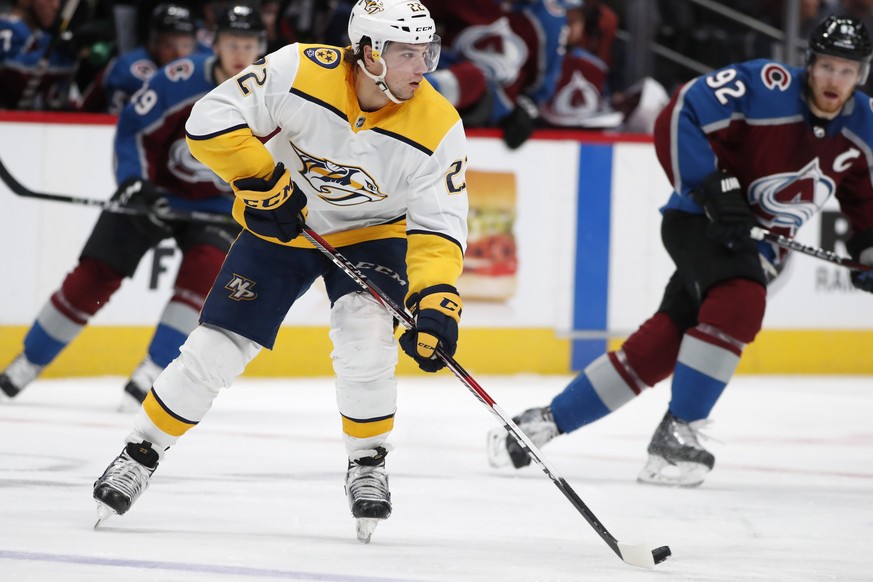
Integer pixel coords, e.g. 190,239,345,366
142,391,197,437
341,415,394,439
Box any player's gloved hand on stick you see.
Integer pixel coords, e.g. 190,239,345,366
112,176,172,237
500,95,538,150
847,229,873,293
233,162,308,243
691,170,757,251
399,285,462,372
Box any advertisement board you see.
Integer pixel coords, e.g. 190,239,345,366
1,115,870,376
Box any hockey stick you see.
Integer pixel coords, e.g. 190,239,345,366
299,226,671,569
750,227,872,272
17,0,82,109
0,156,233,225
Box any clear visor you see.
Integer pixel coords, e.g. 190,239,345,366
380,35,441,74
810,51,871,85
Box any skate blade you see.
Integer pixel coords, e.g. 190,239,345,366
486,427,512,468
355,518,381,544
637,454,709,488
94,501,116,529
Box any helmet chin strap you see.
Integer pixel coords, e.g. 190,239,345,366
357,58,403,105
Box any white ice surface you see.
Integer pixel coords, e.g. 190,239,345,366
0,374,871,581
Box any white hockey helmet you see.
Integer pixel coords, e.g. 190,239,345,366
348,0,440,71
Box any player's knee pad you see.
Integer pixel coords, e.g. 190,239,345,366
58,258,123,316
618,312,684,387
176,324,262,390
330,293,398,420
146,325,261,436
700,278,766,344
330,292,398,384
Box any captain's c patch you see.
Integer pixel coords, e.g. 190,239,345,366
304,47,342,69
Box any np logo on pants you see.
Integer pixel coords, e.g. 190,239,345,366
225,274,258,301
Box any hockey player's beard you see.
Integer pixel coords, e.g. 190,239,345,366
805,72,855,119
807,91,849,119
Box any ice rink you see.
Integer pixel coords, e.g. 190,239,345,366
0,373,870,581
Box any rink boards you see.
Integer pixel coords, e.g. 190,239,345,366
0,113,870,376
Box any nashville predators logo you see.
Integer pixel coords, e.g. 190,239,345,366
291,143,386,206
225,274,258,301
362,0,384,14
303,47,341,69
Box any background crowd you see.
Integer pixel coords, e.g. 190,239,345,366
1,0,871,148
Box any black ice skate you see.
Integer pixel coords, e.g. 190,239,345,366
0,353,44,399
93,441,160,527
486,406,560,469
637,411,715,487
345,447,391,544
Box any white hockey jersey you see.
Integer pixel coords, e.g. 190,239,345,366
185,43,469,296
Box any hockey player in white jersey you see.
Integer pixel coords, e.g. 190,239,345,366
93,0,469,544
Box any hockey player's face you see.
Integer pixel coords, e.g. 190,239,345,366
29,0,60,29
152,33,196,67
215,34,262,77
807,55,862,116
381,42,432,101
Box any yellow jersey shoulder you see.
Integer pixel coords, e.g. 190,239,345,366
382,80,461,154
290,43,462,153
291,44,352,110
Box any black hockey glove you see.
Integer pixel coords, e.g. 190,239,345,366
399,285,462,373
233,162,308,243
111,177,172,237
690,170,756,251
846,228,873,293
499,95,538,150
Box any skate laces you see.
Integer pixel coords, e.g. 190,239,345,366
675,418,719,448
347,461,389,502
98,449,155,501
515,407,559,447
3,353,44,389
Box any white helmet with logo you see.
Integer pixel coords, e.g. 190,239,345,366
349,0,436,54
348,1,441,102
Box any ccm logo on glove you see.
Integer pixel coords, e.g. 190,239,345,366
233,162,308,243
399,285,463,373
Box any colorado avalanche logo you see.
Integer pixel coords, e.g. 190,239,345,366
453,17,528,84
761,63,791,91
291,143,386,206
541,70,602,125
165,59,195,82
747,158,836,231
304,47,341,69
168,139,230,190
130,59,157,81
